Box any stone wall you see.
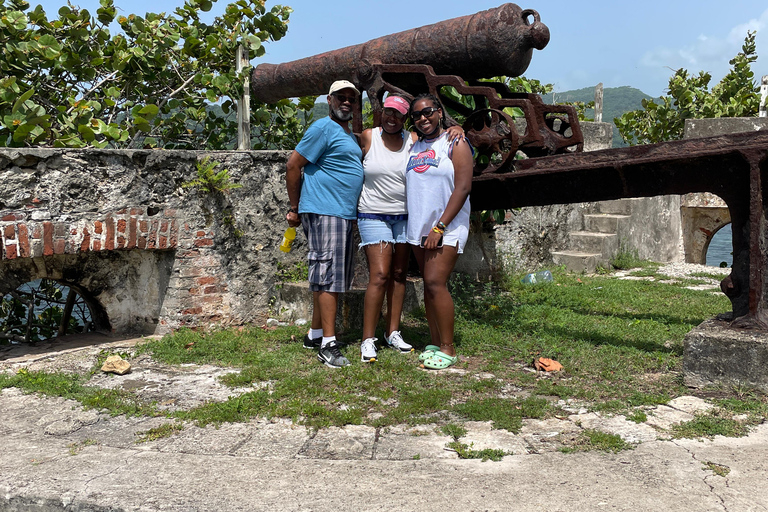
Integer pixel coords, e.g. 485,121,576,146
456,121,687,278
0,149,297,334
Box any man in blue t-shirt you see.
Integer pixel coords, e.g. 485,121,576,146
285,80,364,368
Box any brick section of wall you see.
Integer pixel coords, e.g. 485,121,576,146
158,222,231,331
1,205,233,334
0,207,181,260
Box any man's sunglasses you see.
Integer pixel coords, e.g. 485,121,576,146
383,107,405,119
410,107,439,121
332,93,357,104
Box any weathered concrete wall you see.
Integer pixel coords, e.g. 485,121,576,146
457,121,684,277
684,117,768,138
0,149,298,334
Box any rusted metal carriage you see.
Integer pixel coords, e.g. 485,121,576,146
251,3,583,175
251,3,768,330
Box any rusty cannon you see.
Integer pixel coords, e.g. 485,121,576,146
251,3,583,175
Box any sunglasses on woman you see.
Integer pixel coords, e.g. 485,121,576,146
383,107,405,120
409,107,439,121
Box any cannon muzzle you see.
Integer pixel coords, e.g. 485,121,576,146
252,3,549,103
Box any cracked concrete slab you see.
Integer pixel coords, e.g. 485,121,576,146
2,335,768,510
375,424,457,460
570,412,660,443
646,405,696,430
460,420,530,456
298,425,377,460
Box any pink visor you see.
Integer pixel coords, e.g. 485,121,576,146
383,96,409,115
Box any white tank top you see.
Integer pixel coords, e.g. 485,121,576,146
358,128,411,215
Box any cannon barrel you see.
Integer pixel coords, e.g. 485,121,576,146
251,3,549,103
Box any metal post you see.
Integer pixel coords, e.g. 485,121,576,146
594,82,603,123
236,45,251,150
760,75,767,118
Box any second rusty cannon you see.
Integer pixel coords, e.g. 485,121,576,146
251,3,583,175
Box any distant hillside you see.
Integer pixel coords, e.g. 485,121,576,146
542,86,653,148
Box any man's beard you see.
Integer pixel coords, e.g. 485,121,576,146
332,107,352,122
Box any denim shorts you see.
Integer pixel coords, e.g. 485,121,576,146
357,214,408,247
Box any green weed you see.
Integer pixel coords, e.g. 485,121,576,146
626,410,648,424
672,411,751,439
135,422,185,443
702,461,731,477
560,429,633,453
447,441,509,461
68,439,99,455
610,243,659,271
276,261,309,283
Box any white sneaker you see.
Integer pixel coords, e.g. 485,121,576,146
361,337,378,363
385,331,413,353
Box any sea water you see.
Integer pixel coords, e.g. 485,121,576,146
706,224,733,267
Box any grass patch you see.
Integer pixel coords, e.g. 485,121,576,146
453,396,554,433
702,461,731,477
628,268,659,278
671,411,751,439
2,267,749,434
441,423,468,439
0,368,160,417
610,246,659,271
560,429,634,454
448,441,509,461
626,410,648,423
689,271,727,280
135,422,185,443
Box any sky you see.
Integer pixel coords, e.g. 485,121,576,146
30,0,768,97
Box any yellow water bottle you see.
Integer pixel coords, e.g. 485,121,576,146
279,226,296,253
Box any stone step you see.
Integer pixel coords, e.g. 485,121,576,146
551,250,605,273
598,199,633,215
570,231,619,256
584,213,630,234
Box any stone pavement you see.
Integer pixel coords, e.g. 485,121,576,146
1,334,767,511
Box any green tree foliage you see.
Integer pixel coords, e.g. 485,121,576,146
615,32,762,145
1,280,86,343
0,0,311,149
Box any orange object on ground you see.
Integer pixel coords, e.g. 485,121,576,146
533,357,563,372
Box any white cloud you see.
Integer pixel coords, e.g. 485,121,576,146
727,8,768,43
637,8,768,94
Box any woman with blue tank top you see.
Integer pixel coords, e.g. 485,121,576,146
358,95,463,364
405,93,473,370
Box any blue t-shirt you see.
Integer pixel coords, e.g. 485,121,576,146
296,117,363,220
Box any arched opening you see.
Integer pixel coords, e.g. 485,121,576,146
705,223,733,268
0,279,100,344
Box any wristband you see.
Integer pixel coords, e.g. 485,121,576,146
288,207,298,215
437,221,447,231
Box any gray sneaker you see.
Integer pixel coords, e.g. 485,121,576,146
385,331,413,353
317,341,350,368
361,337,378,363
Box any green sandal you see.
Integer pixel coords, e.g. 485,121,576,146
418,345,441,362
421,351,458,370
